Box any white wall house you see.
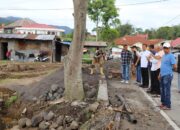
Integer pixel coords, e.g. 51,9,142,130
14,24,65,37
0,29,3,34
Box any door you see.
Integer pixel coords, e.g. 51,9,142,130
55,41,62,62
0,42,8,60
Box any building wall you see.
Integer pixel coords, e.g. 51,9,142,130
0,39,53,62
15,29,63,36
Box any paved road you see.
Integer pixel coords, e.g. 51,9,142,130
135,72,180,128
152,72,180,128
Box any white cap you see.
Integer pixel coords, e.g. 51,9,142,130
163,42,171,48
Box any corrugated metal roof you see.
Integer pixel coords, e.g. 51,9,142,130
0,34,55,41
84,41,107,47
0,34,27,39
35,35,55,40
61,41,71,45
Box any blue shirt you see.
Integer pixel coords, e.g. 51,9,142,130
160,53,176,77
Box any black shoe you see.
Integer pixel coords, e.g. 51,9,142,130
147,90,152,93
139,84,144,87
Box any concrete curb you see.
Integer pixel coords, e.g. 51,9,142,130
139,87,180,130
97,76,109,105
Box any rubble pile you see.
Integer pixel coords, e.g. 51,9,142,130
83,83,98,99
39,84,64,101
17,111,79,130
10,100,101,130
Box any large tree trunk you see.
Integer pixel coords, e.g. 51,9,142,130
64,0,87,101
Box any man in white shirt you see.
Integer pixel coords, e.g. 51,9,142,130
140,44,151,88
150,45,164,94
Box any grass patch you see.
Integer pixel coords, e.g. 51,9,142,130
82,54,92,64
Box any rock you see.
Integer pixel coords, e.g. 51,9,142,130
50,96,56,101
89,102,99,113
53,93,59,98
56,116,64,126
26,118,32,127
65,116,73,124
58,88,64,94
18,118,27,128
50,122,58,129
44,111,54,121
39,121,49,130
48,93,53,99
57,126,64,130
10,125,20,130
11,119,18,126
21,108,27,115
83,83,90,91
71,101,87,107
86,88,97,98
70,121,79,130
51,84,59,92
31,112,44,127
32,97,38,102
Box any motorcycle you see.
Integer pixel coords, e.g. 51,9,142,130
34,51,50,62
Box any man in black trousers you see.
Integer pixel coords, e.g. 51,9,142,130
139,44,151,88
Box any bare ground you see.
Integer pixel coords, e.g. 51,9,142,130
108,79,174,130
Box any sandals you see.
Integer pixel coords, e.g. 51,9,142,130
157,104,164,108
160,106,171,110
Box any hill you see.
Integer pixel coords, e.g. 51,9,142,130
0,16,22,25
51,25,73,34
0,16,73,34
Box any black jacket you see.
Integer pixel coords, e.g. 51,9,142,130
178,54,180,73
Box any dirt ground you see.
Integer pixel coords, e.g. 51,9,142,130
108,79,173,130
0,62,100,130
0,61,176,130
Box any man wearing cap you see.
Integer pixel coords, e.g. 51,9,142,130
159,42,177,110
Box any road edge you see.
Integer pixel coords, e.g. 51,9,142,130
139,87,180,130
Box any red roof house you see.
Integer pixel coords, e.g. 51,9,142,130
171,38,180,48
115,34,164,46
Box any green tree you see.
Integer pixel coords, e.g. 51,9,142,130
144,28,157,39
99,27,119,42
118,23,135,37
135,28,144,34
88,0,119,41
156,26,174,40
173,25,180,39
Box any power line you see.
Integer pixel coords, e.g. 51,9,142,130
0,0,169,11
0,8,73,11
163,14,180,25
116,0,169,7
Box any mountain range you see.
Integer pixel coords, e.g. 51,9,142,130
0,16,73,34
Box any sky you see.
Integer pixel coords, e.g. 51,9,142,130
0,0,180,32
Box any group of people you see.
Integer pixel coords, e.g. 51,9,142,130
121,42,179,110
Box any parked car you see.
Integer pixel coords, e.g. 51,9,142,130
172,51,180,62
